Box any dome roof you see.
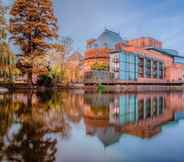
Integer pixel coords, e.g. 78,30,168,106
96,29,123,49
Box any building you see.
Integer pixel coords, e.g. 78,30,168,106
84,29,124,72
109,42,184,82
82,92,184,140
83,29,184,84
128,37,162,49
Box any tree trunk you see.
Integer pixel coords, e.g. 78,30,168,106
27,70,33,88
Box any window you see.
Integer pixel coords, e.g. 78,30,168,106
119,53,138,80
152,61,158,78
145,58,151,78
158,62,164,79
158,96,164,113
152,97,158,116
145,98,151,118
138,57,144,77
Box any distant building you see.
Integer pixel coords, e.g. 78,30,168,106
83,29,184,83
84,29,125,72
128,37,162,49
83,92,184,140
109,45,184,81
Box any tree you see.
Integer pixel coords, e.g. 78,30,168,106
0,0,16,83
60,37,73,58
10,0,58,85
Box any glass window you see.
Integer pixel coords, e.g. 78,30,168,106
129,55,135,64
152,61,158,78
129,64,135,73
129,72,135,80
145,58,151,78
158,62,164,79
119,53,138,80
138,57,144,77
145,98,151,118
121,53,127,62
159,96,164,113
152,97,158,116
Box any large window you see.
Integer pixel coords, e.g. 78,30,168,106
152,61,158,78
145,58,151,78
119,95,137,125
158,62,164,79
138,57,144,77
119,53,138,80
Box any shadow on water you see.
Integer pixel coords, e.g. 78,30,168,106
0,91,184,161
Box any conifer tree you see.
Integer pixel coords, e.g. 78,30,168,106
10,0,58,84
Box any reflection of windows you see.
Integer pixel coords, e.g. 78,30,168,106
119,95,137,125
138,99,144,120
152,97,158,116
159,96,164,113
145,98,151,118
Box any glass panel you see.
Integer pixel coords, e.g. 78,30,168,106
138,57,144,77
152,61,158,78
145,58,151,78
129,63,135,72
121,53,127,62
145,98,151,117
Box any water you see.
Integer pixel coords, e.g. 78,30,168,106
0,90,184,162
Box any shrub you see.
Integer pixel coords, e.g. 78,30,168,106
37,75,53,87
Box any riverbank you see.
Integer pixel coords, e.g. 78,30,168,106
1,81,184,93
84,80,184,93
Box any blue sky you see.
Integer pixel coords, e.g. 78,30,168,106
4,0,184,55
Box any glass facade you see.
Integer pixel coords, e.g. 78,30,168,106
137,96,165,120
119,95,137,125
113,95,165,126
119,52,138,80
115,51,165,80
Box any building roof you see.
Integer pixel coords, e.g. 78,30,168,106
96,29,124,49
146,47,180,57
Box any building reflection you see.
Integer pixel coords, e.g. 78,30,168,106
83,92,184,146
0,91,184,160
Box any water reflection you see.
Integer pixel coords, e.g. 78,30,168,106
0,91,184,161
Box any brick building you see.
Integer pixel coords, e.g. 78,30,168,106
84,29,125,72
110,43,184,82
84,29,184,83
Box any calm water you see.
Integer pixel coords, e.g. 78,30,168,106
0,90,184,162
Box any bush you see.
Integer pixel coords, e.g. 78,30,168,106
98,83,105,93
37,75,53,87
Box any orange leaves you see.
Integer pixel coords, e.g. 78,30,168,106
10,0,58,56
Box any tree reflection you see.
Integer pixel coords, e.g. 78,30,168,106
0,91,71,162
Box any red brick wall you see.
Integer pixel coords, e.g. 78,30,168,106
84,48,109,72
128,37,162,49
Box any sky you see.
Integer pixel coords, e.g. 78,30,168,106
4,0,184,55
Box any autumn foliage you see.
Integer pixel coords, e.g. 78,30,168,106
9,0,58,83
10,0,58,56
